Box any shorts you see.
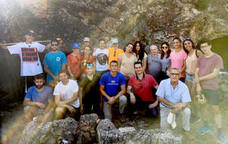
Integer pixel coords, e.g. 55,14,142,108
202,89,219,105
185,72,194,83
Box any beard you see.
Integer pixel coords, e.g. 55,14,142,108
35,84,44,89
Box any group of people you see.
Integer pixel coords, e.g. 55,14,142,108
1,30,226,142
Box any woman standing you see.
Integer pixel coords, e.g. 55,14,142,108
160,42,171,80
118,43,137,82
133,41,147,71
183,38,198,113
170,37,187,82
81,46,95,77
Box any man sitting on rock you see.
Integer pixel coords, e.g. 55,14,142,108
23,74,54,122
127,61,159,117
156,68,191,131
100,60,127,120
54,71,80,120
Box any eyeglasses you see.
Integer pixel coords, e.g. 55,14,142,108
184,37,191,41
170,73,179,76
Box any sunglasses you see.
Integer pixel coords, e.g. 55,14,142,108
162,46,168,49
184,37,191,41
86,63,94,67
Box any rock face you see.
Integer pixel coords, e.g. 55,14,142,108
0,0,228,114
18,117,78,144
76,113,99,144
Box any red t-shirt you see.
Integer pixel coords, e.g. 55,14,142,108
67,52,83,75
128,74,158,102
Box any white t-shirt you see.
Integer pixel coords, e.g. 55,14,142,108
93,48,109,71
7,42,45,76
53,79,80,108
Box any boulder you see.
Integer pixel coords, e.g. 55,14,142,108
18,117,78,144
127,129,182,144
96,119,126,144
76,113,99,144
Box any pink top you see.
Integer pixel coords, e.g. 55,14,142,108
170,49,187,69
186,50,197,75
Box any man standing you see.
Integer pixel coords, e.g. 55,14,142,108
1,30,48,92
83,37,90,48
100,60,127,120
93,39,109,75
54,71,80,120
108,38,123,67
156,68,191,131
127,61,158,117
67,43,83,80
195,39,227,142
43,39,67,83
23,74,53,122
147,45,162,83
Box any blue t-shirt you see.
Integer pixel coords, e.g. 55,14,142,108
100,71,125,101
156,78,191,108
25,86,53,105
43,51,67,83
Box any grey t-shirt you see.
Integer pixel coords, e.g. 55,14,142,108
160,55,170,72
148,54,162,78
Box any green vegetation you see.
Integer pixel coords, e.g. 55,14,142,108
196,0,210,10
212,36,228,71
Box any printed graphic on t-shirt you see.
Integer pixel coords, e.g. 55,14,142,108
56,57,61,61
97,53,108,65
22,47,38,62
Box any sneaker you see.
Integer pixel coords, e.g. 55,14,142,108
197,125,211,135
217,134,228,143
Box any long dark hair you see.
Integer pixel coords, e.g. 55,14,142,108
183,38,195,54
160,42,171,59
133,41,145,61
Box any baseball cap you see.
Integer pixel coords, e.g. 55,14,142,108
72,43,80,49
112,38,118,44
83,37,90,42
25,30,35,35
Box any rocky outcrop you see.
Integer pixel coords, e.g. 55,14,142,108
76,113,99,144
97,119,126,144
96,119,182,144
0,0,228,115
18,117,78,144
127,129,182,144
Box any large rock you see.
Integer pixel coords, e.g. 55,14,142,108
97,119,126,144
76,113,99,144
18,117,78,144
96,119,182,144
127,129,182,144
